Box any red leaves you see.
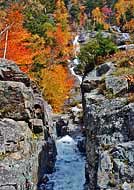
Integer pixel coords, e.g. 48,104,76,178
101,6,112,16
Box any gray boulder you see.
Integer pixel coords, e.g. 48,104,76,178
0,80,34,120
0,59,56,189
0,58,30,86
105,76,128,95
82,60,134,189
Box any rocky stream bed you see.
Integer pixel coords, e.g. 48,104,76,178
0,29,134,190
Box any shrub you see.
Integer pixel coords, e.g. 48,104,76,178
78,34,117,73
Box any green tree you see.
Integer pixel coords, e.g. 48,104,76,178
96,33,118,56
78,34,117,73
78,39,99,73
69,4,80,23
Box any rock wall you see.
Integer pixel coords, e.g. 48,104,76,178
82,62,134,190
0,59,56,190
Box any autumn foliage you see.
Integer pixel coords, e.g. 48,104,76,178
0,1,74,112
92,7,110,30
1,0,134,112
41,65,74,112
115,0,134,32
0,4,33,72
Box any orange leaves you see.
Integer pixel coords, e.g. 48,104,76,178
0,1,74,112
125,75,134,84
41,65,74,112
92,7,110,29
45,25,72,65
123,19,134,32
115,0,134,27
79,5,87,27
7,7,24,29
0,3,33,73
54,24,72,57
54,0,69,27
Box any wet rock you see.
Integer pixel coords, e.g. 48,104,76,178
30,118,44,134
38,138,57,180
77,137,86,153
115,33,130,45
56,117,69,137
118,44,134,50
96,63,111,77
82,80,99,93
70,106,82,124
0,187,16,190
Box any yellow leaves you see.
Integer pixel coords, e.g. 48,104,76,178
92,7,102,19
54,0,69,30
40,65,74,112
71,0,78,4
115,0,134,25
123,19,134,32
92,7,110,29
92,7,102,24
0,10,7,30
103,23,110,30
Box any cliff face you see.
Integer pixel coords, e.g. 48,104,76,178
82,62,134,190
0,59,56,190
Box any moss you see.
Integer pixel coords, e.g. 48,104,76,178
104,89,117,99
113,67,134,77
118,184,123,190
124,159,129,165
0,105,16,115
32,133,40,140
0,153,6,161
116,57,130,68
98,82,106,94
69,99,80,107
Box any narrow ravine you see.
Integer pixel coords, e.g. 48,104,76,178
43,35,86,190
48,135,85,190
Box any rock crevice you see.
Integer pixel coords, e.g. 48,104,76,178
0,59,57,190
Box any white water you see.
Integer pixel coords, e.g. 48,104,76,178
49,135,85,190
69,66,82,83
47,36,85,190
73,35,80,57
69,35,82,84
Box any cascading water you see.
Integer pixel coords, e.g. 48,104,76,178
46,35,85,190
48,135,86,190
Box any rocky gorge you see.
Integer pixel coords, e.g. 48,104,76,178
0,58,57,190
0,37,134,190
0,57,86,190
82,61,134,190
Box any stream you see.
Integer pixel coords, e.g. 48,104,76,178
47,35,85,190
48,135,86,190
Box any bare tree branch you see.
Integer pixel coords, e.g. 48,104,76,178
0,23,13,38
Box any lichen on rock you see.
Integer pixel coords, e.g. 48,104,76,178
0,58,57,190
82,61,134,190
